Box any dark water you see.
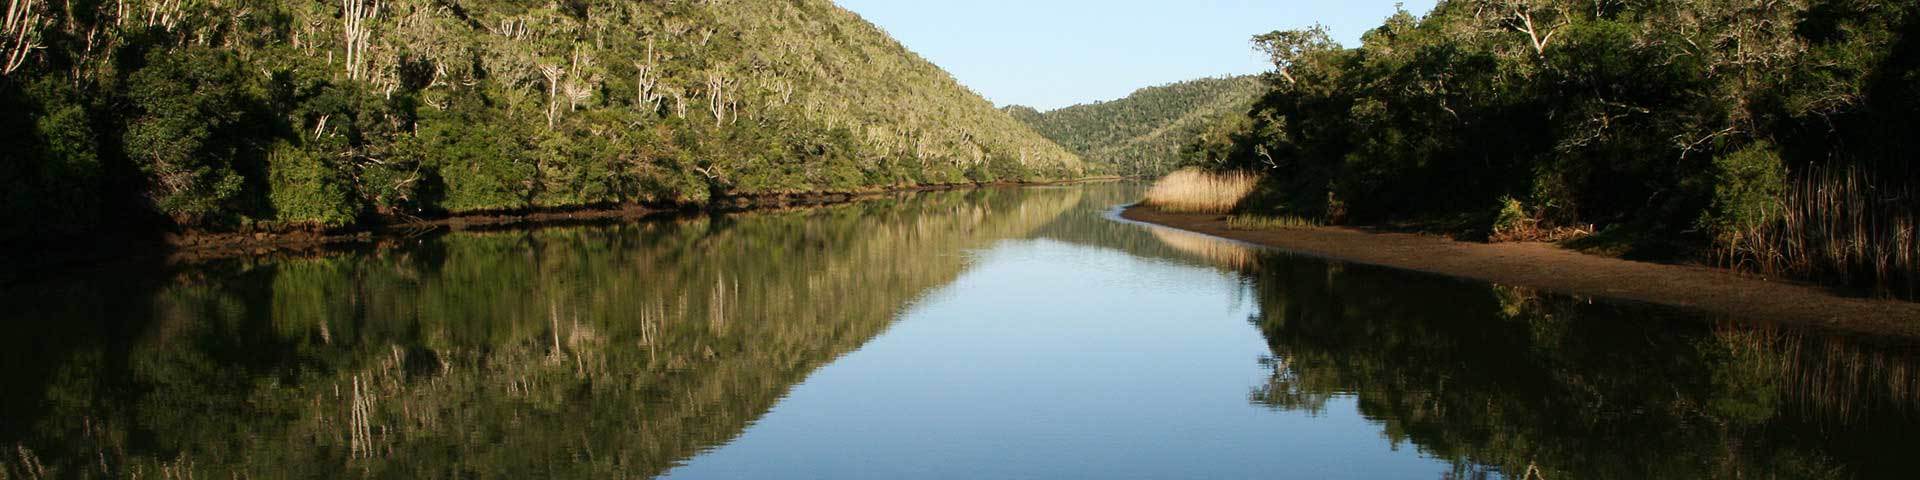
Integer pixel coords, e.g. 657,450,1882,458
4,183,1918,478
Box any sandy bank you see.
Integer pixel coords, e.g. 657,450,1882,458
1121,205,1920,339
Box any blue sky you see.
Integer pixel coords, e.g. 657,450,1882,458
835,0,1437,111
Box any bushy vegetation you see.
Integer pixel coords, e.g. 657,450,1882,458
1009,76,1262,176
0,0,1083,245
1195,0,1920,296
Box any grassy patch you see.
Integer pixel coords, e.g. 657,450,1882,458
1227,214,1322,230
1141,169,1259,214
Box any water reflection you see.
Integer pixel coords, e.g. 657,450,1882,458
1238,251,1920,479
0,187,1081,477
2,182,1917,479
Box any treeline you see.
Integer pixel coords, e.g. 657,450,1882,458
0,0,1084,246
1008,75,1262,176
1193,0,1920,296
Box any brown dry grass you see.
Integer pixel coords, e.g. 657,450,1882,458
1141,169,1259,214
1148,226,1261,270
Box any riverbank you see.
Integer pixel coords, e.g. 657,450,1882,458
1121,205,1920,338
4,177,1123,285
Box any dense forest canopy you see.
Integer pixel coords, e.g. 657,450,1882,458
1192,0,1920,296
1008,75,1263,176
0,0,1086,246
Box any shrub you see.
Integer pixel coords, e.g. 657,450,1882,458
266,141,358,227
1491,196,1532,239
2,79,104,242
415,115,535,213
123,48,263,225
1701,142,1788,242
1491,196,1594,243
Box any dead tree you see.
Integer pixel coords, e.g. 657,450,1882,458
1471,0,1571,57
489,17,527,40
633,38,664,110
565,49,599,111
564,82,590,112
2,0,43,75
540,64,566,128
144,0,183,30
705,69,735,127
342,0,381,80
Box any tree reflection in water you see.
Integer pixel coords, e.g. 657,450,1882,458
3,182,1916,479
1238,251,1920,479
0,187,1081,478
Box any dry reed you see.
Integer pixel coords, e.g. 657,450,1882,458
1149,227,1261,270
1719,166,1919,298
1142,169,1260,214
1714,322,1920,424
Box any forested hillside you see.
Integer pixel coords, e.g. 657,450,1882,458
1008,76,1261,176
1194,0,1920,297
0,0,1083,245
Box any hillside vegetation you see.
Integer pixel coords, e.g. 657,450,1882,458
0,0,1082,244
1008,76,1262,176
1190,0,1920,297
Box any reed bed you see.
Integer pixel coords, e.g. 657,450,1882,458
1714,323,1920,424
1141,169,1260,214
1718,166,1919,298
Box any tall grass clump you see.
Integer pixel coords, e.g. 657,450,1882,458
1227,214,1322,230
1718,166,1919,298
1142,169,1260,214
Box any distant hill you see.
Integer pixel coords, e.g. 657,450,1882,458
1009,76,1264,175
0,0,1081,242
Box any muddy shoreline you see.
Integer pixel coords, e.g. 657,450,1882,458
1121,205,1920,339
6,178,1122,284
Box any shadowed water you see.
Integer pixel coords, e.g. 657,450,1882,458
2,183,1917,478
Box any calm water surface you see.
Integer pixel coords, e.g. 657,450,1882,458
4,183,1918,478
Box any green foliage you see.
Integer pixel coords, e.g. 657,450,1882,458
1492,196,1530,236
1226,214,1321,230
415,111,535,213
266,141,357,227
1201,0,1920,282
1701,142,1788,239
1,0,1082,243
1011,76,1263,176
1,78,103,243
122,48,264,225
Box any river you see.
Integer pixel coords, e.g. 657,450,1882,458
2,183,1916,478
